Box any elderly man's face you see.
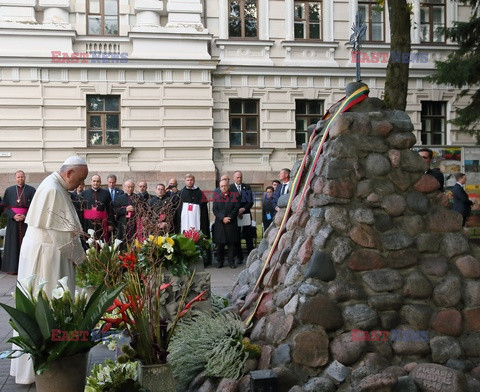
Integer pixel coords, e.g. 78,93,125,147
233,172,242,185
66,166,88,191
124,182,135,195
220,180,229,193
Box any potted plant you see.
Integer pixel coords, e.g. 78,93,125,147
107,234,210,392
0,276,123,392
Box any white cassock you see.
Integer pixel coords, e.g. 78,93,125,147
180,202,201,233
10,171,85,384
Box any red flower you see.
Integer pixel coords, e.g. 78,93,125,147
183,228,201,243
178,290,208,318
119,250,137,271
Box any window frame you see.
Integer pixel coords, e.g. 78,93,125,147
295,99,323,148
420,0,446,44
229,99,260,148
421,101,447,146
86,95,121,147
358,0,385,43
228,0,259,39
294,0,323,41
87,0,119,37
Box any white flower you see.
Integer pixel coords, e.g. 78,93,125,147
86,237,94,246
52,287,65,299
96,240,105,249
34,278,48,297
113,239,123,250
162,243,174,253
87,229,95,237
19,275,36,295
107,341,117,351
58,276,69,292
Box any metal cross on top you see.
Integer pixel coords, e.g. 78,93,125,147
349,11,367,82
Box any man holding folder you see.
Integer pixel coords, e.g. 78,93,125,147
230,171,254,265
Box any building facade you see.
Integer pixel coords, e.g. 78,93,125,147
0,0,474,191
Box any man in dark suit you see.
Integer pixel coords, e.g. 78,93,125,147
230,170,254,264
107,174,124,237
274,168,291,211
107,174,124,202
213,179,241,269
137,181,151,202
114,180,139,243
418,148,444,191
452,172,474,227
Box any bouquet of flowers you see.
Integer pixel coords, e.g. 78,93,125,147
76,229,124,288
102,256,208,365
135,233,202,276
0,276,123,374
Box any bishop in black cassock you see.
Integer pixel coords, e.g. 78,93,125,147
82,175,114,241
1,171,36,273
114,181,139,244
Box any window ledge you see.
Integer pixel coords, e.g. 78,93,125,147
219,148,274,170
215,40,274,66
282,41,339,67
74,147,132,171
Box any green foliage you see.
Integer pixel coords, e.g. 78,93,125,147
85,359,147,392
430,0,480,141
211,294,230,313
76,237,124,288
0,278,123,374
168,312,248,392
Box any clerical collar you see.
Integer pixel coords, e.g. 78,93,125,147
186,186,198,190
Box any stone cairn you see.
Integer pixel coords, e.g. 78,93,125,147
229,83,480,392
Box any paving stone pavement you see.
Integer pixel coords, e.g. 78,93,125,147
0,263,244,391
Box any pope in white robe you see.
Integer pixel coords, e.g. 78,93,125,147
10,157,88,384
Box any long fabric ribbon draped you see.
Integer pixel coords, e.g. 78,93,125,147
242,85,370,327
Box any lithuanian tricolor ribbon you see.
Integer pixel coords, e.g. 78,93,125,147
242,84,370,327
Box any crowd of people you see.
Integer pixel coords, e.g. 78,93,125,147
0,163,293,275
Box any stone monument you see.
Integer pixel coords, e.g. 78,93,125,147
228,83,480,392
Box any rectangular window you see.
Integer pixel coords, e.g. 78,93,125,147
87,0,119,36
421,101,446,145
294,1,322,40
358,0,384,42
229,99,259,147
295,100,323,147
87,95,120,146
228,0,258,38
420,0,446,43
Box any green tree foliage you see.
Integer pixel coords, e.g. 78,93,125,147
430,0,480,141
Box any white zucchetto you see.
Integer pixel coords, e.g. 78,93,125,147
62,156,87,166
